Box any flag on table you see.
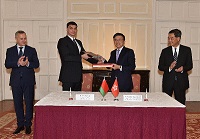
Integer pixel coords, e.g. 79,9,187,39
99,79,109,97
111,78,119,98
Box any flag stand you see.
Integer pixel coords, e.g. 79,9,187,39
69,87,73,100
144,88,148,101
114,98,119,101
101,97,106,101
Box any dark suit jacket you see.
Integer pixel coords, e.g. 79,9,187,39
107,47,136,92
5,45,39,86
158,45,193,91
57,36,97,83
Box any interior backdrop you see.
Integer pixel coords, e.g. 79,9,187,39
0,0,200,101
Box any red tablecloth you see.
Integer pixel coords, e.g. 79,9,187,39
34,106,186,139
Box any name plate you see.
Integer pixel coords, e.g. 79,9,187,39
76,94,94,100
123,95,143,102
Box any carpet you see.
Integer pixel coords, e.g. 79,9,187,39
0,113,33,139
0,112,199,139
186,113,200,139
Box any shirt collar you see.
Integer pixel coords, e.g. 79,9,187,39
17,45,25,49
117,46,124,51
68,35,75,41
172,45,180,50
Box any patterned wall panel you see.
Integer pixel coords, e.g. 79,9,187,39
157,1,200,21
2,0,63,19
188,2,200,18
104,2,116,13
71,2,100,13
67,0,152,19
120,2,148,14
33,21,62,99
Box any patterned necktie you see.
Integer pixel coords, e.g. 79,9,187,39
73,39,77,46
174,48,177,62
19,47,23,57
116,49,120,62
173,48,178,80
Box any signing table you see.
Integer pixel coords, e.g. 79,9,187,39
34,92,186,139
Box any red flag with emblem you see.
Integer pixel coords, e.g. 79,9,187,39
111,78,119,98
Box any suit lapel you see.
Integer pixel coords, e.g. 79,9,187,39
168,46,174,62
23,45,28,56
66,36,79,54
14,45,20,58
177,45,183,60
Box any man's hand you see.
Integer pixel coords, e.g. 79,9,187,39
170,61,176,70
175,66,183,72
18,56,29,66
81,53,89,60
96,54,105,63
111,64,120,70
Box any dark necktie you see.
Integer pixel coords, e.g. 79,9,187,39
73,39,77,45
173,48,177,62
19,47,23,57
173,48,178,80
73,39,79,53
116,49,120,62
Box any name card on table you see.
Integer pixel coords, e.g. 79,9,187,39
123,95,143,102
76,94,94,100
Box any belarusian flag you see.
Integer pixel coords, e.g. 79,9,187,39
99,79,109,97
111,78,119,98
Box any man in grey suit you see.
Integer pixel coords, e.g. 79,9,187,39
158,29,193,105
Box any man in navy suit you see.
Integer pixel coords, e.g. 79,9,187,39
57,21,99,91
5,30,39,134
107,33,136,92
158,29,193,105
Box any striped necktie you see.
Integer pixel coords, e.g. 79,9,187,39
116,49,120,62
174,48,177,62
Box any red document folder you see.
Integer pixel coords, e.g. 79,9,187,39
92,63,113,68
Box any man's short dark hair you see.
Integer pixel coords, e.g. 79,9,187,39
15,30,26,37
113,33,125,40
169,29,182,38
67,21,78,28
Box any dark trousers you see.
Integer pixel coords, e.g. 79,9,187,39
62,82,82,91
165,80,186,105
11,82,34,127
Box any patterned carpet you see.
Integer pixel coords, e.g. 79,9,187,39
187,113,200,139
0,113,33,139
0,112,199,139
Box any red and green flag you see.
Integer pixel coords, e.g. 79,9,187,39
99,79,109,97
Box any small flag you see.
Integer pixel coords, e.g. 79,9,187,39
99,79,109,97
111,78,119,98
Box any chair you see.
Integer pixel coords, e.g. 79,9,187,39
132,74,141,92
82,73,93,91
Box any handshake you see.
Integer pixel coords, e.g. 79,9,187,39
82,51,105,63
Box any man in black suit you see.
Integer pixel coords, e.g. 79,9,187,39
106,33,136,92
5,30,39,134
57,21,98,91
158,29,193,105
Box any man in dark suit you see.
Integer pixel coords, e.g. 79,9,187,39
158,29,193,105
5,30,39,134
106,33,136,92
57,21,98,91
